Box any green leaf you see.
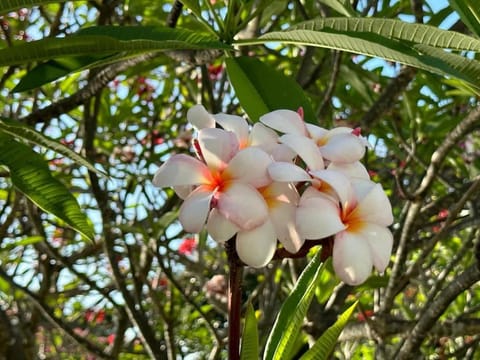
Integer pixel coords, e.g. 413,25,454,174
299,301,358,360
0,26,230,67
240,302,259,360
449,0,480,38
0,0,82,15
0,133,94,241
225,56,315,123
319,0,356,17
0,118,106,177
286,18,480,52
12,56,109,92
263,252,326,360
235,17,480,89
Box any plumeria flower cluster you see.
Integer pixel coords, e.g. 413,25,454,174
153,105,394,285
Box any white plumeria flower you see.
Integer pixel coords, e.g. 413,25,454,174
188,104,295,160
300,170,394,286
153,127,273,234
206,181,302,267
260,109,368,163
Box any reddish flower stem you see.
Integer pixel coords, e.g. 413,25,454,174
225,238,243,360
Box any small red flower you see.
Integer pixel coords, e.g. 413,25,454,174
178,237,197,255
207,64,223,80
356,309,374,322
95,309,106,324
438,209,449,219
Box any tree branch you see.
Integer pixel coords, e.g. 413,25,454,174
396,264,480,359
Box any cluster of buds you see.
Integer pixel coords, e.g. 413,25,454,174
153,105,393,285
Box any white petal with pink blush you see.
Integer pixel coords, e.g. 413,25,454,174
260,109,307,135
333,230,373,285
280,134,324,171
179,186,213,233
217,182,269,230
153,154,211,187
214,113,250,147
361,223,393,272
225,147,273,188
352,180,393,226
206,209,240,243
296,193,346,240
236,220,277,267
268,162,311,182
187,104,216,129
197,128,239,171
320,133,366,163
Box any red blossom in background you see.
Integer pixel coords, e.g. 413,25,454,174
178,237,197,255
207,63,223,80
357,309,374,322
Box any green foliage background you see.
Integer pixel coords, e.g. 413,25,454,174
0,0,480,359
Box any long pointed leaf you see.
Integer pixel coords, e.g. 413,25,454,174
0,133,94,241
226,56,315,123
264,252,326,360
240,302,259,360
449,0,480,38
299,301,358,360
235,18,480,89
0,26,230,67
319,0,356,17
0,118,106,177
287,18,480,52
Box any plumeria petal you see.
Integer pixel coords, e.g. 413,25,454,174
270,200,304,253
217,182,268,230
179,186,213,233
260,109,307,135
352,180,393,226
262,182,303,253
320,133,366,163
214,113,250,147
271,144,297,162
173,185,193,199
296,192,346,240
236,220,277,267
268,161,311,182
280,134,324,170
226,147,273,187
361,223,393,272
309,169,355,207
198,128,239,171
333,231,373,285
305,123,328,140
153,154,210,187
206,208,239,243
327,161,370,179
249,123,279,153
187,104,215,129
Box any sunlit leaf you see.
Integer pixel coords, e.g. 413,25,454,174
226,56,315,123
0,118,106,177
235,17,480,89
449,0,480,38
0,133,94,241
264,252,326,360
240,302,259,360
319,0,356,17
0,26,230,67
299,301,358,360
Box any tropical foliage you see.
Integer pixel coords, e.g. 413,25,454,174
1,0,480,359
